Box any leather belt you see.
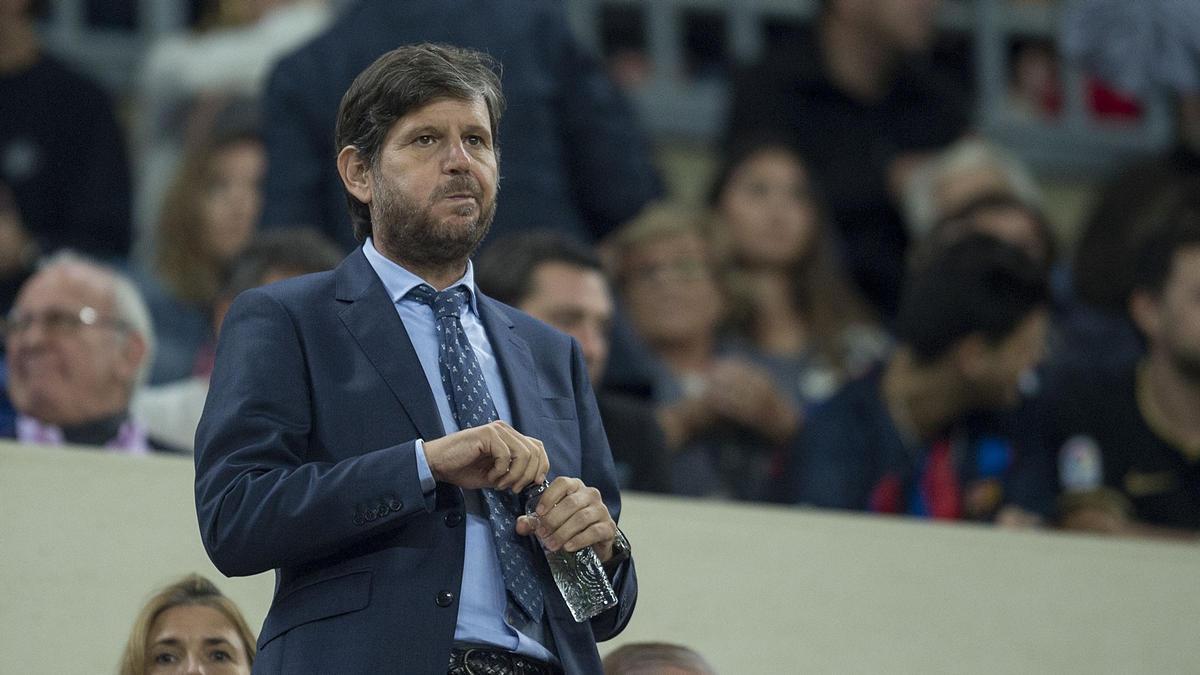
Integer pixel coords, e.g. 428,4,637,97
447,646,561,675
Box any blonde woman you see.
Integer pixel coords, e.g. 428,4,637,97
119,574,255,675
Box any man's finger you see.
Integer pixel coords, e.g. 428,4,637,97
534,476,581,517
483,424,512,483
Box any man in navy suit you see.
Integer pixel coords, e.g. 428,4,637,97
195,44,636,674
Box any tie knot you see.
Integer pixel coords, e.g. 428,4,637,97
408,283,469,319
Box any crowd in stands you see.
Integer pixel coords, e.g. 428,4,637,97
4,0,1200,647
5,0,1198,670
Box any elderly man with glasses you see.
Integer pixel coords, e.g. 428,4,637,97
3,252,161,453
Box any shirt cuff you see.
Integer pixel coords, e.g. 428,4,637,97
414,439,436,495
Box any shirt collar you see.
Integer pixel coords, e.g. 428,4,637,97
362,237,480,315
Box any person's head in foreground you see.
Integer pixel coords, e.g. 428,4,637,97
603,642,717,675
119,574,255,675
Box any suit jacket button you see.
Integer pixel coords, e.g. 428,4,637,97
444,511,463,527
364,509,377,522
353,514,365,526
376,504,389,518
389,499,403,511
436,591,455,607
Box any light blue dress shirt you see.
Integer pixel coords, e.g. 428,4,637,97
362,238,555,663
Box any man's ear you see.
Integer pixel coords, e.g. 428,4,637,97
119,331,148,382
337,146,373,206
1129,289,1161,342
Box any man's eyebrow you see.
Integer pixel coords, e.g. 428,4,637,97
402,125,441,137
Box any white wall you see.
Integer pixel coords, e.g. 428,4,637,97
2,442,1197,674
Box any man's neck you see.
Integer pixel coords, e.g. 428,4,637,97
819,14,896,102
0,19,38,74
881,349,965,442
1142,352,1200,446
59,411,129,446
742,268,808,355
375,239,468,291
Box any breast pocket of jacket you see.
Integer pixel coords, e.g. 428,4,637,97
540,396,582,477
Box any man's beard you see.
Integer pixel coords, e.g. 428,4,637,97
370,174,496,267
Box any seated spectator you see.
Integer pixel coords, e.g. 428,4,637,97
914,192,1056,275
725,0,970,318
140,121,265,384
611,204,801,500
782,235,1053,523
902,138,1043,244
707,138,888,405
603,642,717,675
118,573,255,675
133,228,343,452
0,0,132,261
132,0,333,246
4,252,165,453
475,230,672,493
1043,207,1200,538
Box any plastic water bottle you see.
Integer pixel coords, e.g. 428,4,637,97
521,480,618,622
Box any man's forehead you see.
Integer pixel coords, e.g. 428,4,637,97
1167,247,1200,285
531,261,608,291
528,262,612,310
18,264,114,309
394,96,491,128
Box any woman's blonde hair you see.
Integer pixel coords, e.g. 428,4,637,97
118,574,256,675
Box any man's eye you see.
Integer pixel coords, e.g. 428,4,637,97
415,135,436,145
465,135,483,146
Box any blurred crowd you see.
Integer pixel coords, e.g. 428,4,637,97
2,0,1198,580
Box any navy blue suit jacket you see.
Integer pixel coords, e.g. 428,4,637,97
195,249,636,674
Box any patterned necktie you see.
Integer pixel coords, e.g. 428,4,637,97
406,283,544,621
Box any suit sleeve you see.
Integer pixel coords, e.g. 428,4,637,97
567,338,638,640
194,288,434,577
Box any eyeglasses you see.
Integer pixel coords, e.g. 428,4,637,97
2,306,130,339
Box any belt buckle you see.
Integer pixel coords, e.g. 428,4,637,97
462,647,481,675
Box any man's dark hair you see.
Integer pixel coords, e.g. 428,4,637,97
1131,200,1200,298
895,234,1048,363
474,230,603,306
223,228,344,299
334,43,506,243
912,190,1057,272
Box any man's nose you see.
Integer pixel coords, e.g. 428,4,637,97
442,139,471,173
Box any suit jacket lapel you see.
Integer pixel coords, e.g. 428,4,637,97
477,295,547,447
334,249,446,442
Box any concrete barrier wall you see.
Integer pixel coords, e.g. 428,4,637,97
2,442,1197,674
